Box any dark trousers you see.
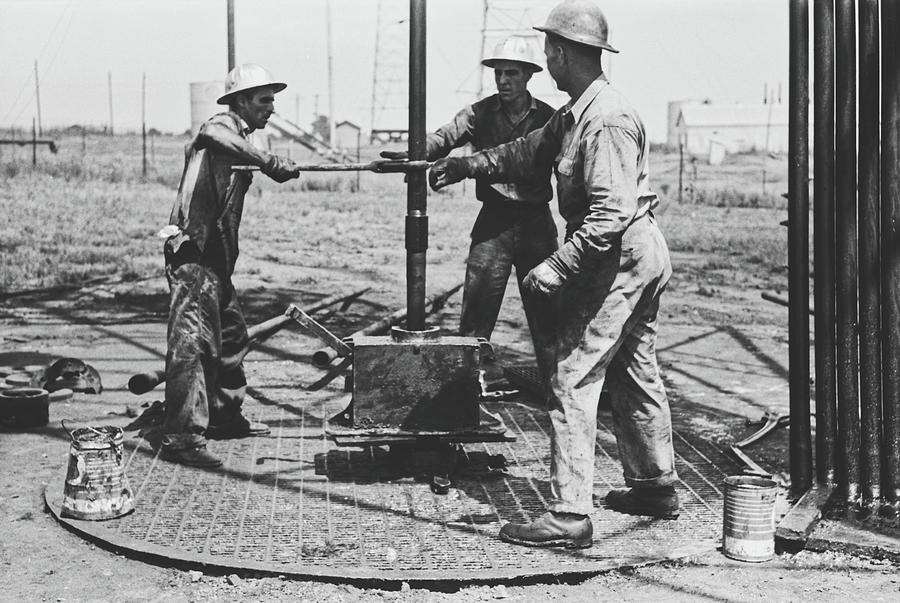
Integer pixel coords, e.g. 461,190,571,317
459,202,558,380
162,247,249,449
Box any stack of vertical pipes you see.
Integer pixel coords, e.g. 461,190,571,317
790,0,899,513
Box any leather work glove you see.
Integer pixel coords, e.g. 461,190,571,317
428,157,473,191
263,155,301,183
523,260,565,296
379,149,409,161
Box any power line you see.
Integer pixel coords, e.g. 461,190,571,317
5,1,79,128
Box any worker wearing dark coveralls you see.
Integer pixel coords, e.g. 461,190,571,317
160,64,300,468
430,1,678,548
382,36,558,380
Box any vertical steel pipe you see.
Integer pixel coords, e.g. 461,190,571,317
858,0,882,505
788,0,813,494
813,0,837,487
835,0,861,502
406,0,427,330
227,0,235,71
882,0,900,507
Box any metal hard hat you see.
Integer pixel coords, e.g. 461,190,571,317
534,0,619,53
481,36,543,72
217,63,287,105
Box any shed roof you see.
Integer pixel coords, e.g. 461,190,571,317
677,103,789,128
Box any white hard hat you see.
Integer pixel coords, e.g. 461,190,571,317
217,63,287,105
481,36,543,72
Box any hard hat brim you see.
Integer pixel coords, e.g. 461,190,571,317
481,58,543,72
217,82,288,105
534,26,620,53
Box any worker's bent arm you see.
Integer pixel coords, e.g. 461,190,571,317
549,124,641,277
196,119,274,168
426,105,477,161
467,111,564,183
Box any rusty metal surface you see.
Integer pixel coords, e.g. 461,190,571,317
352,335,482,430
45,395,727,582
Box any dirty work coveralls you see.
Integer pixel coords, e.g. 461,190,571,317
426,93,557,378
161,111,269,450
470,76,676,515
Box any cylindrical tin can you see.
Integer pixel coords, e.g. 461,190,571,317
722,475,778,562
61,424,134,520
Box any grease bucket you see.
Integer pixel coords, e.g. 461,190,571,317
0,388,49,428
722,475,777,562
61,422,134,520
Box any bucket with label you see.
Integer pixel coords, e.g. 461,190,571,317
61,422,134,520
722,475,778,562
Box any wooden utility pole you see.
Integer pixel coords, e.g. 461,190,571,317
142,72,147,178
227,0,235,71
107,72,114,135
326,0,336,147
32,117,37,166
34,61,42,136
355,128,361,191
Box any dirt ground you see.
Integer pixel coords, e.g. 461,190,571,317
1,144,898,600
3,280,900,602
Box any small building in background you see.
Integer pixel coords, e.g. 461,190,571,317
674,102,789,159
666,99,705,148
334,120,361,153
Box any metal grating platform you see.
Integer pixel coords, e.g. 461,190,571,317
46,393,728,582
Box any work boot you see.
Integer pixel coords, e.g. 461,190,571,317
161,443,223,468
605,486,680,519
207,415,270,440
499,511,593,549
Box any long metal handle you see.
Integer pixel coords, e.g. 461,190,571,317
286,305,353,358
231,160,431,173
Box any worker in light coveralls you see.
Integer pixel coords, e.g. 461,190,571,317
159,64,300,468
430,0,678,548
381,36,558,382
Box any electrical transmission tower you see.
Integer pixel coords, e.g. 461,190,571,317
477,0,568,108
369,0,409,143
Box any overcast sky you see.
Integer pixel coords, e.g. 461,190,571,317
0,0,789,141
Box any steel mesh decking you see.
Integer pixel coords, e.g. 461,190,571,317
46,392,728,581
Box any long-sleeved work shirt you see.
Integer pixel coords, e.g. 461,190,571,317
469,76,659,277
426,93,555,205
167,111,276,276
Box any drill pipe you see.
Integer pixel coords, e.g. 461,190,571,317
813,0,837,488
311,283,463,368
406,0,428,331
788,0,812,495
128,287,369,394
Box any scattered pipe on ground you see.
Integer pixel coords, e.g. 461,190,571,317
127,287,369,394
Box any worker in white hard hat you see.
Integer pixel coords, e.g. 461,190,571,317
159,63,301,468
430,0,678,548
382,35,558,384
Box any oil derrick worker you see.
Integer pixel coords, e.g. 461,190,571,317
381,35,558,382
429,0,678,549
158,64,300,468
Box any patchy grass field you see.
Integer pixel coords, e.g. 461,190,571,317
0,133,792,305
